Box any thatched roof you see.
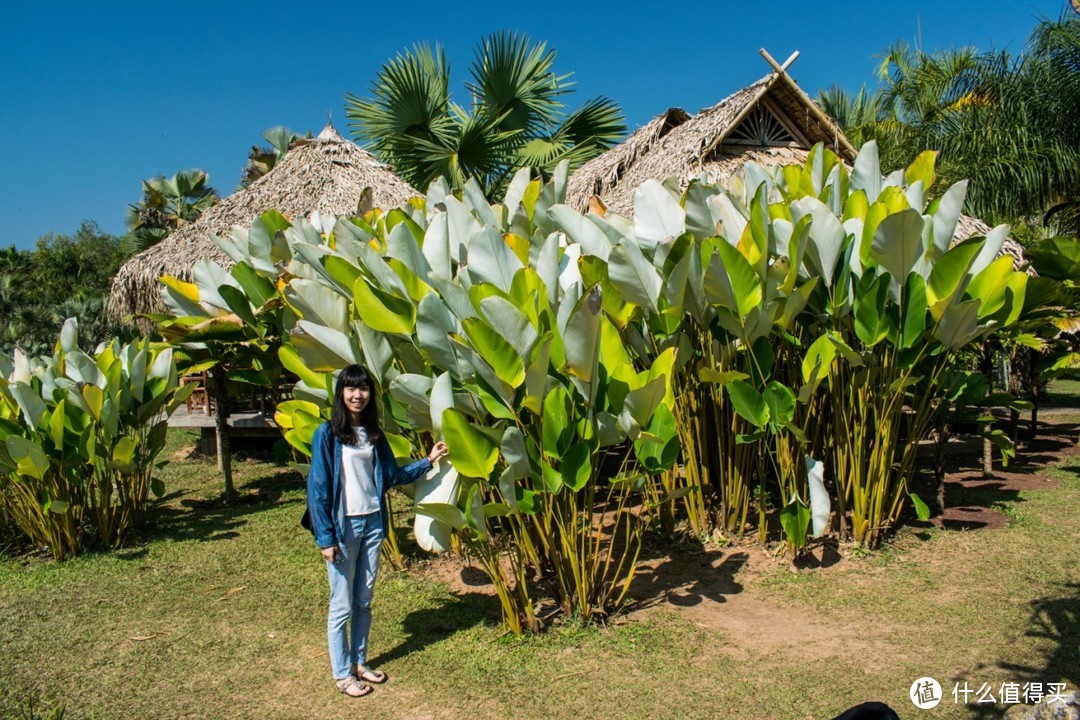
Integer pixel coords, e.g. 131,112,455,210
108,124,419,320
566,70,855,216
565,62,1025,266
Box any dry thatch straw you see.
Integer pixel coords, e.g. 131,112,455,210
566,72,855,216
565,67,1026,265
108,124,418,322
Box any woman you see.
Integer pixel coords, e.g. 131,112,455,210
306,364,448,698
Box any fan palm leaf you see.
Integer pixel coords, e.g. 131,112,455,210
345,31,626,199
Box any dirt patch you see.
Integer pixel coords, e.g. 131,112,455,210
420,554,498,596
935,505,1009,531
946,469,1060,493
170,445,199,462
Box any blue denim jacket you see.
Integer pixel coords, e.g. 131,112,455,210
306,421,432,549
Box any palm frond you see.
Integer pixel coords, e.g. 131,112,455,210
467,31,566,135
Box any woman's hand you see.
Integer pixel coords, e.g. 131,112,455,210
427,441,449,464
320,546,337,563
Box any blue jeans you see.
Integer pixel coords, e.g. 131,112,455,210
325,512,383,680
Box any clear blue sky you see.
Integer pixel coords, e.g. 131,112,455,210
0,0,1068,251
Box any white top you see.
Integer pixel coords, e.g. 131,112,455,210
341,426,378,516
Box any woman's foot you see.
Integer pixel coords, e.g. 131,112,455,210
352,663,387,684
335,676,373,697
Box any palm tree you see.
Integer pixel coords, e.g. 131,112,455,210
816,84,890,150
830,16,1080,235
123,169,219,255
345,31,626,197
239,126,310,189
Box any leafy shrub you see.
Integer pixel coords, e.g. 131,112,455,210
0,320,194,559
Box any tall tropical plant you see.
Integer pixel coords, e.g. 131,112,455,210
562,142,1029,548
0,321,193,559
212,167,674,632
149,218,289,501
123,169,219,255
345,31,626,198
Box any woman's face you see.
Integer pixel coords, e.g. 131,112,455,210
342,384,371,419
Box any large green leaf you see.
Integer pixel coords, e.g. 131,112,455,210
442,409,499,479
793,196,846,286
522,335,552,415
633,403,679,473
286,279,349,332
217,285,258,329
501,426,531,479
478,296,538,362
563,285,603,384
779,495,810,550
560,442,592,492
763,382,796,429
6,436,48,480
9,383,47,430
900,273,928,349
429,372,454,437
292,320,359,370
467,226,523,292
352,279,416,335
930,180,968,258
633,180,686,255
904,150,937,191
869,208,925,284
231,261,277,309
111,436,137,473
607,240,661,311
550,206,612,261
278,344,327,389
801,334,838,384
66,351,106,388
416,293,471,379
927,239,981,319
726,380,769,428
965,255,1016,320
850,141,882,203
461,317,525,387
934,299,983,350
854,270,890,346
714,241,762,318
1025,236,1080,282
541,385,573,459
624,375,666,428
59,318,79,353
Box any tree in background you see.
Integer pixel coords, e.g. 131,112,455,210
820,14,1080,237
239,126,310,189
123,169,219,255
345,31,626,197
1,223,130,355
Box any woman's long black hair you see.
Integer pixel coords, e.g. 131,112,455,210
330,364,381,445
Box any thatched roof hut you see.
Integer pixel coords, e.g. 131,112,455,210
108,124,419,320
566,62,856,216
566,54,1024,265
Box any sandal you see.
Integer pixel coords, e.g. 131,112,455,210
335,676,373,698
354,663,387,684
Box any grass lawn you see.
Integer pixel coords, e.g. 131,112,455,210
2,414,1079,720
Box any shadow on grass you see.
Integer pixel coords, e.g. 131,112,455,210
368,592,503,667
961,582,1080,719
140,469,302,544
